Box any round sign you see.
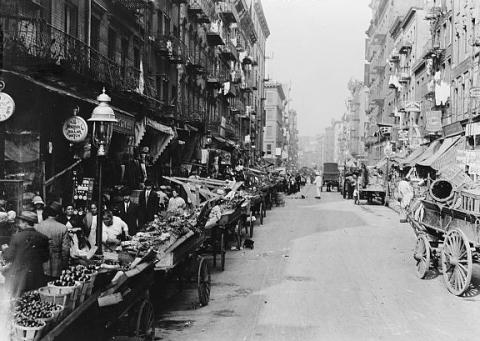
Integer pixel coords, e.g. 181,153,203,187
62,116,88,142
0,92,15,122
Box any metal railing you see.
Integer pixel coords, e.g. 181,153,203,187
1,15,157,97
188,0,215,20
216,1,240,23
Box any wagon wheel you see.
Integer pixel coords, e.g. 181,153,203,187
197,257,211,306
260,202,265,225
441,229,473,296
134,299,155,340
414,234,431,279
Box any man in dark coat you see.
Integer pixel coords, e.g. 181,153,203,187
118,192,139,236
138,180,159,227
3,211,49,297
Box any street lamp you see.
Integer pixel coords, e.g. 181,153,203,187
89,88,117,253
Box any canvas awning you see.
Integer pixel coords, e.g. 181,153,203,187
418,136,463,170
400,145,427,166
135,117,175,163
410,140,441,166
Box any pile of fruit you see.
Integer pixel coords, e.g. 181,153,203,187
12,291,61,327
52,264,97,286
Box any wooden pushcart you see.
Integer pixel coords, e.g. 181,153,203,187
408,197,480,296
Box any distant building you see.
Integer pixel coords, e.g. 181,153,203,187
263,81,286,165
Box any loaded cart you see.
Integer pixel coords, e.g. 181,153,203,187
39,255,157,341
408,179,480,296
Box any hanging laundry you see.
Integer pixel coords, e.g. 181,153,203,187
435,80,450,106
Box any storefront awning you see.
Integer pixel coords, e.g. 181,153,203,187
135,117,175,163
401,145,426,166
418,136,462,170
410,140,441,166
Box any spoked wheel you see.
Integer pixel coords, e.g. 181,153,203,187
414,234,431,279
197,257,211,306
135,298,155,340
441,229,473,296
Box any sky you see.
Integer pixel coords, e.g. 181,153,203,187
261,0,372,137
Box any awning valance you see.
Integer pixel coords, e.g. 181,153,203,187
418,136,463,170
135,117,175,163
410,140,441,166
401,145,426,166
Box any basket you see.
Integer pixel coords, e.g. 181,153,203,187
11,320,46,341
50,304,65,323
39,285,76,312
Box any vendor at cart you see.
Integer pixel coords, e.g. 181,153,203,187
167,190,186,213
101,210,129,249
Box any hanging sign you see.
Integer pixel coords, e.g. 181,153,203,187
62,115,88,142
425,111,442,132
0,92,15,122
470,87,480,98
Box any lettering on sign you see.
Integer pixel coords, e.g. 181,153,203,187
470,87,480,98
0,92,15,122
62,116,88,142
425,111,442,132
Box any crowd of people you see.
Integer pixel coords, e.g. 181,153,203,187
0,179,191,297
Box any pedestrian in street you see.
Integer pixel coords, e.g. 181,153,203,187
35,206,70,282
118,191,139,236
32,195,45,224
58,204,82,230
157,185,169,211
2,211,49,297
138,179,160,227
314,172,322,199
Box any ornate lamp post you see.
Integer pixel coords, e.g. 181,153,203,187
89,88,117,253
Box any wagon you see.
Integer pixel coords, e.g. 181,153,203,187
408,192,480,296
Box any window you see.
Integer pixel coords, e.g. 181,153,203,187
64,2,78,37
266,126,273,137
121,38,129,68
90,16,100,51
108,28,117,61
133,45,140,69
266,144,272,155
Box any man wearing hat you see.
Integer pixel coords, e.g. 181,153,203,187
157,185,169,212
118,190,139,236
2,211,49,297
138,179,159,227
32,195,45,224
35,206,70,281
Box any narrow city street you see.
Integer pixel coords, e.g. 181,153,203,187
156,186,480,341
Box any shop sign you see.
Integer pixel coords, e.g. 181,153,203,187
470,87,480,98
425,111,442,132
0,92,15,122
113,111,135,135
62,116,88,142
443,121,463,137
405,101,421,113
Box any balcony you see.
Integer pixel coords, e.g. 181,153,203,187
220,41,238,62
399,39,413,54
178,103,205,123
216,1,239,24
206,21,225,46
188,0,215,24
113,0,147,13
1,15,157,97
186,48,207,73
152,35,187,64
240,13,257,44
398,67,411,83
206,62,229,87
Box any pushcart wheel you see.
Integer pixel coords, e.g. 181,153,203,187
260,203,264,225
441,229,473,296
197,257,211,306
135,299,155,340
414,234,431,279
220,231,226,271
